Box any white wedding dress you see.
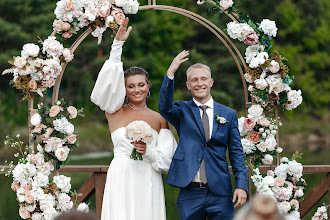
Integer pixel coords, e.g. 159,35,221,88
90,39,177,220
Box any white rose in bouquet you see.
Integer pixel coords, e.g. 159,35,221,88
77,202,89,213
259,19,278,37
21,43,40,58
31,113,42,126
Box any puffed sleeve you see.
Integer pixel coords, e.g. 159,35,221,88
90,39,126,114
144,129,177,173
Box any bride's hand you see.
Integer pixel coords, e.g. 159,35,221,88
132,141,146,154
115,17,132,41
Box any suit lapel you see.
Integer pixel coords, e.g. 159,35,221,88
211,102,223,139
189,100,205,139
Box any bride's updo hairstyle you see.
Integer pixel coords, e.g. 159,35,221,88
124,66,150,85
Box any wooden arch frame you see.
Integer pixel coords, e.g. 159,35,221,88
28,1,253,142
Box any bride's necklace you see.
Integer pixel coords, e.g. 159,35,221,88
128,103,147,110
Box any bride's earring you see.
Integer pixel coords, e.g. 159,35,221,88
147,91,151,97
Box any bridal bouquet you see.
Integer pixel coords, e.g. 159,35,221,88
53,0,140,44
125,121,153,160
2,135,89,220
2,37,74,100
251,156,306,220
30,99,84,169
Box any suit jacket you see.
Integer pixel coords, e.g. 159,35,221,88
158,75,248,196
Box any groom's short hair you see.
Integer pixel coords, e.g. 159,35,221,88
186,63,211,80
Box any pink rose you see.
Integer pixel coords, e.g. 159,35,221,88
244,31,259,45
19,207,30,219
243,118,255,131
62,48,74,62
28,79,37,90
257,117,270,127
289,199,299,210
111,8,125,25
61,22,71,32
43,78,56,88
24,191,34,204
67,106,77,119
99,7,111,17
274,176,285,187
33,123,46,134
62,32,73,38
246,131,261,144
11,180,20,192
64,0,75,10
66,134,77,144
244,73,253,83
49,105,62,117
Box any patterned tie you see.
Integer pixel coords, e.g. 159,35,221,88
199,105,209,183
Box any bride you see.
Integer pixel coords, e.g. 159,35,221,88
90,18,177,220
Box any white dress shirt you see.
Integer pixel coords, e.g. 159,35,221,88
192,97,214,183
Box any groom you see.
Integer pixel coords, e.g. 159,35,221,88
158,50,248,220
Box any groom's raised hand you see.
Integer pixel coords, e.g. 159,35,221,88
115,17,132,41
167,50,189,78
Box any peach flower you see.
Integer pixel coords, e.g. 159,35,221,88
257,117,270,127
274,176,285,187
19,207,30,219
24,191,34,204
33,123,46,134
28,79,37,90
243,118,255,131
289,199,299,210
61,22,71,31
111,7,125,25
49,105,62,117
66,134,77,144
246,131,261,144
11,180,20,192
244,73,253,83
64,0,75,10
62,32,73,38
67,106,77,119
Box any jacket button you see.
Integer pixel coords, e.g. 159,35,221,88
204,143,207,147
198,159,202,162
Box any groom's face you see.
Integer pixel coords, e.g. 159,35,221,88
186,68,214,104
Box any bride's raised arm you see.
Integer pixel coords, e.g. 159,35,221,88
90,18,132,114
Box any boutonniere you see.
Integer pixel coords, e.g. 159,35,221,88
215,114,229,124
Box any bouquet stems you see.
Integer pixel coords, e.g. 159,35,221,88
130,148,143,160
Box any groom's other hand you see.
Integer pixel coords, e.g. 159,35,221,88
167,50,189,78
233,188,247,208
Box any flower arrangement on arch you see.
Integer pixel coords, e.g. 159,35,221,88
30,99,84,169
312,205,329,220
53,0,140,44
251,156,306,220
238,104,282,167
2,37,74,101
2,135,89,220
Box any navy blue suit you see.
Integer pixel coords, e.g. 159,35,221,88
159,75,248,219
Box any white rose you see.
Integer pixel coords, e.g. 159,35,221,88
285,89,303,110
247,105,264,120
265,74,284,94
55,146,70,161
294,189,304,198
249,58,261,68
31,213,43,220
262,154,273,165
21,43,40,58
263,175,275,186
62,48,74,62
267,170,274,177
254,78,268,90
259,19,278,37
245,44,264,64
241,138,256,154
77,202,89,213
256,141,267,152
269,60,280,73
256,52,269,65
220,0,233,10
280,157,289,163
115,0,128,7
123,0,139,14
279,201,291,214
265,136,277,151
276,147,283,153
65,123,74,135
14,56,27,69
262,133,267,138
288,160,303,178
30,113,42,126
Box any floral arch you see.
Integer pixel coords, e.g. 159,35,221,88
3,0,307,219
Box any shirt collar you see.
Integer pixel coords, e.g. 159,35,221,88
193,97,214,109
